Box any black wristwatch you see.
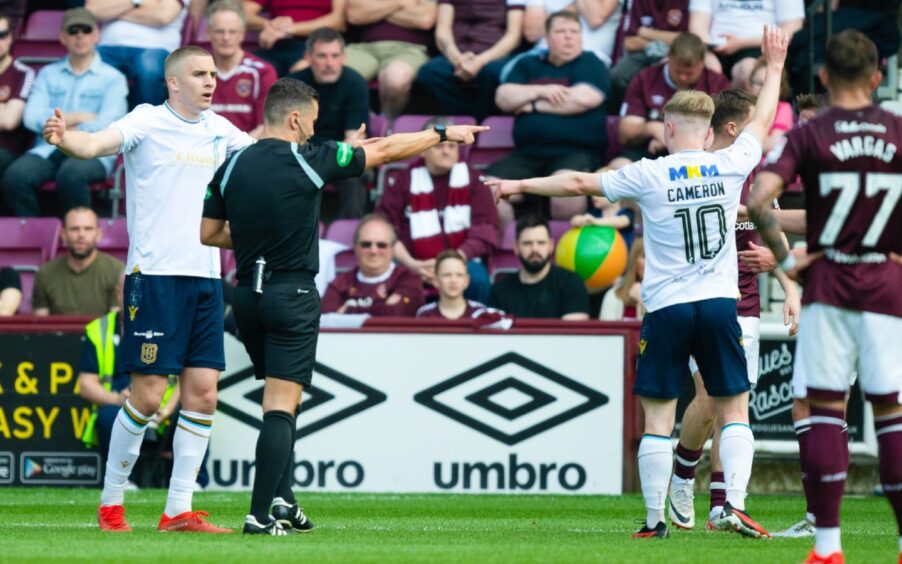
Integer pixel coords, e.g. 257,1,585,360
434,123,448,142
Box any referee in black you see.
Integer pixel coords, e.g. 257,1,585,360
200,78,486,535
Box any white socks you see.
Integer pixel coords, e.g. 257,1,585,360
164,410,213,517
638,435,672,528
719,423,755,511
100,399,152,506
815,526,841,555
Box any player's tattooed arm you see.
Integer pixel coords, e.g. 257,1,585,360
748,171,789,263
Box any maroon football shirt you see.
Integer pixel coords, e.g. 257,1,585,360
211,54,278,133
321,264,425,316
0,59,35,154
735,172,779,318
763,105,902,317
620,63,731,121
621,0,689,38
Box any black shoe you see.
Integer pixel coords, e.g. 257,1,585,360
632,520,669,539
271,498,314,532
242,515,288,536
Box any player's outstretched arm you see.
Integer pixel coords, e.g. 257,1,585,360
742,25,789,145
44,108,122,160
748,170,790,262
362,125,488,170
485,171,602,204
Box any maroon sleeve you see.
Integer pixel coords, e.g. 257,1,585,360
321,276,349,313
621,69,649,118
366,268,425,317
762,129,804,186
457,171,499,259
375,171,415,253
707,69,731,95
621,0,642,37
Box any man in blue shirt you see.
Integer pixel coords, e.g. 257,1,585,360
1,8,126,217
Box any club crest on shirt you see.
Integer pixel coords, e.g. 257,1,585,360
128,305,138,321
638,338,647,355
141,343,158,364
236,78,252,98
667,9,683,27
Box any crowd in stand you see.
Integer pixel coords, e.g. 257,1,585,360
0,0,900,321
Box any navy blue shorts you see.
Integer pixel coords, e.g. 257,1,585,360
634,298,748,399
123,273,225,375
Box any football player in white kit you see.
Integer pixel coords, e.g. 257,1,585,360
43,45,254,533
488,25,789,540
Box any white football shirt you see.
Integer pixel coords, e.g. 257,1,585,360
601,131,762,313
113,102,254,278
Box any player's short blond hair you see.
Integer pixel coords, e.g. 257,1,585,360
164,45,212,78
663,90,715,123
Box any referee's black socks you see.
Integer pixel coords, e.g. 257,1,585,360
250,410,295,523
274,409,300,506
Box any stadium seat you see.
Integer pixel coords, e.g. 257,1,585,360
324,219,359,272
368,113,388,138
220,249,237,283
469,115,513,170
0,217,62,314
603,116,624,166
13,11,67,64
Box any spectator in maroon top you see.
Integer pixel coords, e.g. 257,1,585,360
612,32,729,167
0,7,34,210
609,0,688,108
377,117,499,303
243,0,347,75
344,0,437,118
416,0,524,119
321,214,425,316
416,249,511,327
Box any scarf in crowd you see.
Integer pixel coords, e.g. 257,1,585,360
408,163,471,259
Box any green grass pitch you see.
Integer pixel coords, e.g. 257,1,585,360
1,489,898,563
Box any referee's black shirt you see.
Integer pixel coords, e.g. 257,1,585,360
203,138,366,281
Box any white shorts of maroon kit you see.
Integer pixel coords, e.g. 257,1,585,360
792,303,901,403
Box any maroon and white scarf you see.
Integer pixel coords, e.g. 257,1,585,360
409,163,471,259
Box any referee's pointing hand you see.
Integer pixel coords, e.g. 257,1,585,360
447,125,490,145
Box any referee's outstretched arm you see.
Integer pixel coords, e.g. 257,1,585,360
359,124,488,170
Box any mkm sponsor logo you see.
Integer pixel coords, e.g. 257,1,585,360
669,164,720,181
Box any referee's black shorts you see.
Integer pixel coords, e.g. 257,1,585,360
233,271,320,387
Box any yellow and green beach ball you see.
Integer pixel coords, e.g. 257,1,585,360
555,226,628,289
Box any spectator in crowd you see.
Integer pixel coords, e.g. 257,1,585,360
795,92,827,124
344,0,437,119
321,214,425,316
746,56,792,153
207,1,278,137
570,191,636,249
86,0,187,107
0,0,24,34
243,0,347,76
688,0,803,88
613,32,728,167
1,9,127,217
415,0,524,120
416,249,509,323
599,235,643,320
290,27,369,218
32,206,124,316
0,263,22,315
786,0,900,98
0,8,35,197
488,214,589,319
522,0,622,68
609,0,689,108
489,11,609,227
377,117,498,303
77,275,180,481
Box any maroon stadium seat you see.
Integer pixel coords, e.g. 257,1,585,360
469,115,513,170
0,217,62,314
13,11,67,64
325,219,359,272
368,113,388,138
40,156,126,217
220,249,237,282
603,115,623,165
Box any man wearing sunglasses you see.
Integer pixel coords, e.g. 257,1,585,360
2,8,127,217
0,7,34,215
322,214,425,317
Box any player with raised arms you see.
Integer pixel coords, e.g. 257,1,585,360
487,25,789,539
43,45,255,533
748,29,902,564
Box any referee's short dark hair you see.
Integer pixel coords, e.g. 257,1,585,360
306,27,345,53
263,77,319,125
